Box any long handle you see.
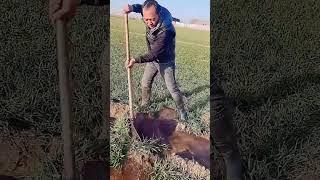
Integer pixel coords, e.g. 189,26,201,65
56,19,76,179
124,14,140,140
124,14,134,119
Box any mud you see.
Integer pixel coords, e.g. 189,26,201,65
168,131,210,168
133,107,210,169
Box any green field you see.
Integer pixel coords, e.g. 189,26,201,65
110,15,210,133
1,1,108,178
212,1,320,179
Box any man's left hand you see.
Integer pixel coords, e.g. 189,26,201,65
49,0,79,25
126,58,136,69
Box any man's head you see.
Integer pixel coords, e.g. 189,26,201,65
142,0,160,29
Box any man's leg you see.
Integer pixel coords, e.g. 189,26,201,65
211,66,244,180
158,62,187,120
141,62,158,106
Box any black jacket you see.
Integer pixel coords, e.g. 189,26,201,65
80,0,108,6
132,4,176,64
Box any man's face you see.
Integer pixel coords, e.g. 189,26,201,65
142,5,159,29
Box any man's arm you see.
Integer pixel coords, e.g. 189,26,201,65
131,4,142,13
134,31,173,63
123,4,142,14
80,0,108,6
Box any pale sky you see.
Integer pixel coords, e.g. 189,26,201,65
110,0,210,23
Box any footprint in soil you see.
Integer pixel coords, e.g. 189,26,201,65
133,107,210,169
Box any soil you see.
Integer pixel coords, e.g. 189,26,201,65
110,154,153,180
110,102,129,120
110,102,129,127
168,131,210,168
0,131,61,178
109,103,211,178
132,106,210,169
167,155,210,179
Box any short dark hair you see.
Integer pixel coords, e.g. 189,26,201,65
142,0,161,14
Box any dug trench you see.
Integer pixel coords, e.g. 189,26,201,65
110,102,210,179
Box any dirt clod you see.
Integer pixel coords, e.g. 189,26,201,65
110,156,152,180
110,102,129,119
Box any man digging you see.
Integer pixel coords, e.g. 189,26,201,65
49,0,244,179
123,0,188,121
124,1,244,179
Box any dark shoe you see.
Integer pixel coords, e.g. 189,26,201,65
179,110,188,121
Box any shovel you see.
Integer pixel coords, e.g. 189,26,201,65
124,13,140,140
56,19,76,179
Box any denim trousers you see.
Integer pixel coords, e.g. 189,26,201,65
141,61,185,111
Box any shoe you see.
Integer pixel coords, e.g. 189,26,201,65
179,110,188,121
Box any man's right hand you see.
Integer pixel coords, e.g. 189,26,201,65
125,58,136,69
49,0,79,24
123,4,133,14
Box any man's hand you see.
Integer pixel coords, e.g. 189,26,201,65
123,4,133,14
49,0,79,24
125,58,136,69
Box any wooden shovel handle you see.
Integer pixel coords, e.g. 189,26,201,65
124,14,134,119
56,19,76,179
124,14,140,140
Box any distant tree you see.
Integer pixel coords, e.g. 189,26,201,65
190,18,200,24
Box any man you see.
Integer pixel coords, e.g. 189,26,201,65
123,0,188,121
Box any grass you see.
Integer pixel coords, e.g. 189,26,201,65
212,0,320,179
110,117,131,168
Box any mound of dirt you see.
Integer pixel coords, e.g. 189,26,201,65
168,155,210,179
110,102,129,119
110,103,211,177
110,155,153,180
168,131,210,168
0,132,61,178
132,107,210,170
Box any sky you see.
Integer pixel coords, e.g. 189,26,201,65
110,0,210,23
